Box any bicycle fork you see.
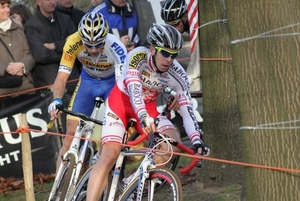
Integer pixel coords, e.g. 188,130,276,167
135,158,155,201
65,123,95,200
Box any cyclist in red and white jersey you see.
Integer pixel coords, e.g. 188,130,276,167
48,12,126,170
86,23,210,200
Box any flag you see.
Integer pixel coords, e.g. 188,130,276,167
186,0,201,92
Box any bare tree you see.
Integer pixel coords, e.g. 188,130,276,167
199,0,243,186
225,0,300,200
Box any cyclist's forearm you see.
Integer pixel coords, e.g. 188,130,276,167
53,78,67,100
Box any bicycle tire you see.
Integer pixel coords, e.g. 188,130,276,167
118,167,183,201
70,164,93,201
71,165,112,201
49,154,76,201
148,155,180,195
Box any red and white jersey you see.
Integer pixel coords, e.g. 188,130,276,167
117,46,201,142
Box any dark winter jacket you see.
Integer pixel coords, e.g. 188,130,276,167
55,5,85,27
24,7,79,90
55,5,85,73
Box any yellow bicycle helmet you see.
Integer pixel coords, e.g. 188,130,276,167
78,12,109,43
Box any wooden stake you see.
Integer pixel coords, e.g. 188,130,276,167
19,114,35,201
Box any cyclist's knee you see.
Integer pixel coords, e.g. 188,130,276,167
99,143,121,165
66,119,79,133
61,130,75,148
166,130,181,140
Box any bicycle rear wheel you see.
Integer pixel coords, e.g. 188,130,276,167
49,154,76,201
118,167,183,201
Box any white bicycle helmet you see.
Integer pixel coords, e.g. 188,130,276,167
147,23,183,50
78,12,109,43
161,0,187,22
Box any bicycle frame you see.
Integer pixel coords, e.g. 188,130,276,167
104,131,196,201
101,142,165,201
48,120,96,201
71,127,198,201
48,97,103,201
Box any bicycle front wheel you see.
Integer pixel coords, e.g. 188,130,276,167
49,154,76,201
149,156,180,195
71,165,112,201
118,167,183,201
70,164,93,201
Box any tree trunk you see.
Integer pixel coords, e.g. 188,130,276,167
226,0,300,200
199,1,243,186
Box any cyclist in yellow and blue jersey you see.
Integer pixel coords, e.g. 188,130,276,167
48,12,126,171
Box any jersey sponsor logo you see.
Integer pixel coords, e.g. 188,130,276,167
129,52,147,69
141,77,167,89
64,54,73,61
108,112,119,120
129,83,143,105
158,78,168,84
109,122,123,128
59,65,72,74
161,72,169,78
95,62,112,69
142,70,150,78
111,42,126,63
102,136,122,144
98,54,108,60
128,70,139,76
169,64,189,84
187,106,201,133
66,40,82,55
81,59,113,69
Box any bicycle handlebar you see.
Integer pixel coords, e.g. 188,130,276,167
175,143,198,174
56,104,103,125
163,87,202,99
125,96,198,173
190,92,202,98
126,132,148,146
126,131,197,174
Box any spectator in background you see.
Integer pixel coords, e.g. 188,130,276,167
88,0,104,12
161,0,189,34
24,0,79,96
0,0,35,96
10,4,32,27
92,0,139,52
55,0,85,73
55,0,85,27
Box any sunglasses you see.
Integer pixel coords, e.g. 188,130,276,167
155,46,179,59
82,40,105,49
166,19,181,27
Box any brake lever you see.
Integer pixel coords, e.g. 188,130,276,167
196,152,206,170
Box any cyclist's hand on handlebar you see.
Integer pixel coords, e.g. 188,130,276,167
193,139,211,157
48,98,63,119
140,116,156,135
168,95,179,111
